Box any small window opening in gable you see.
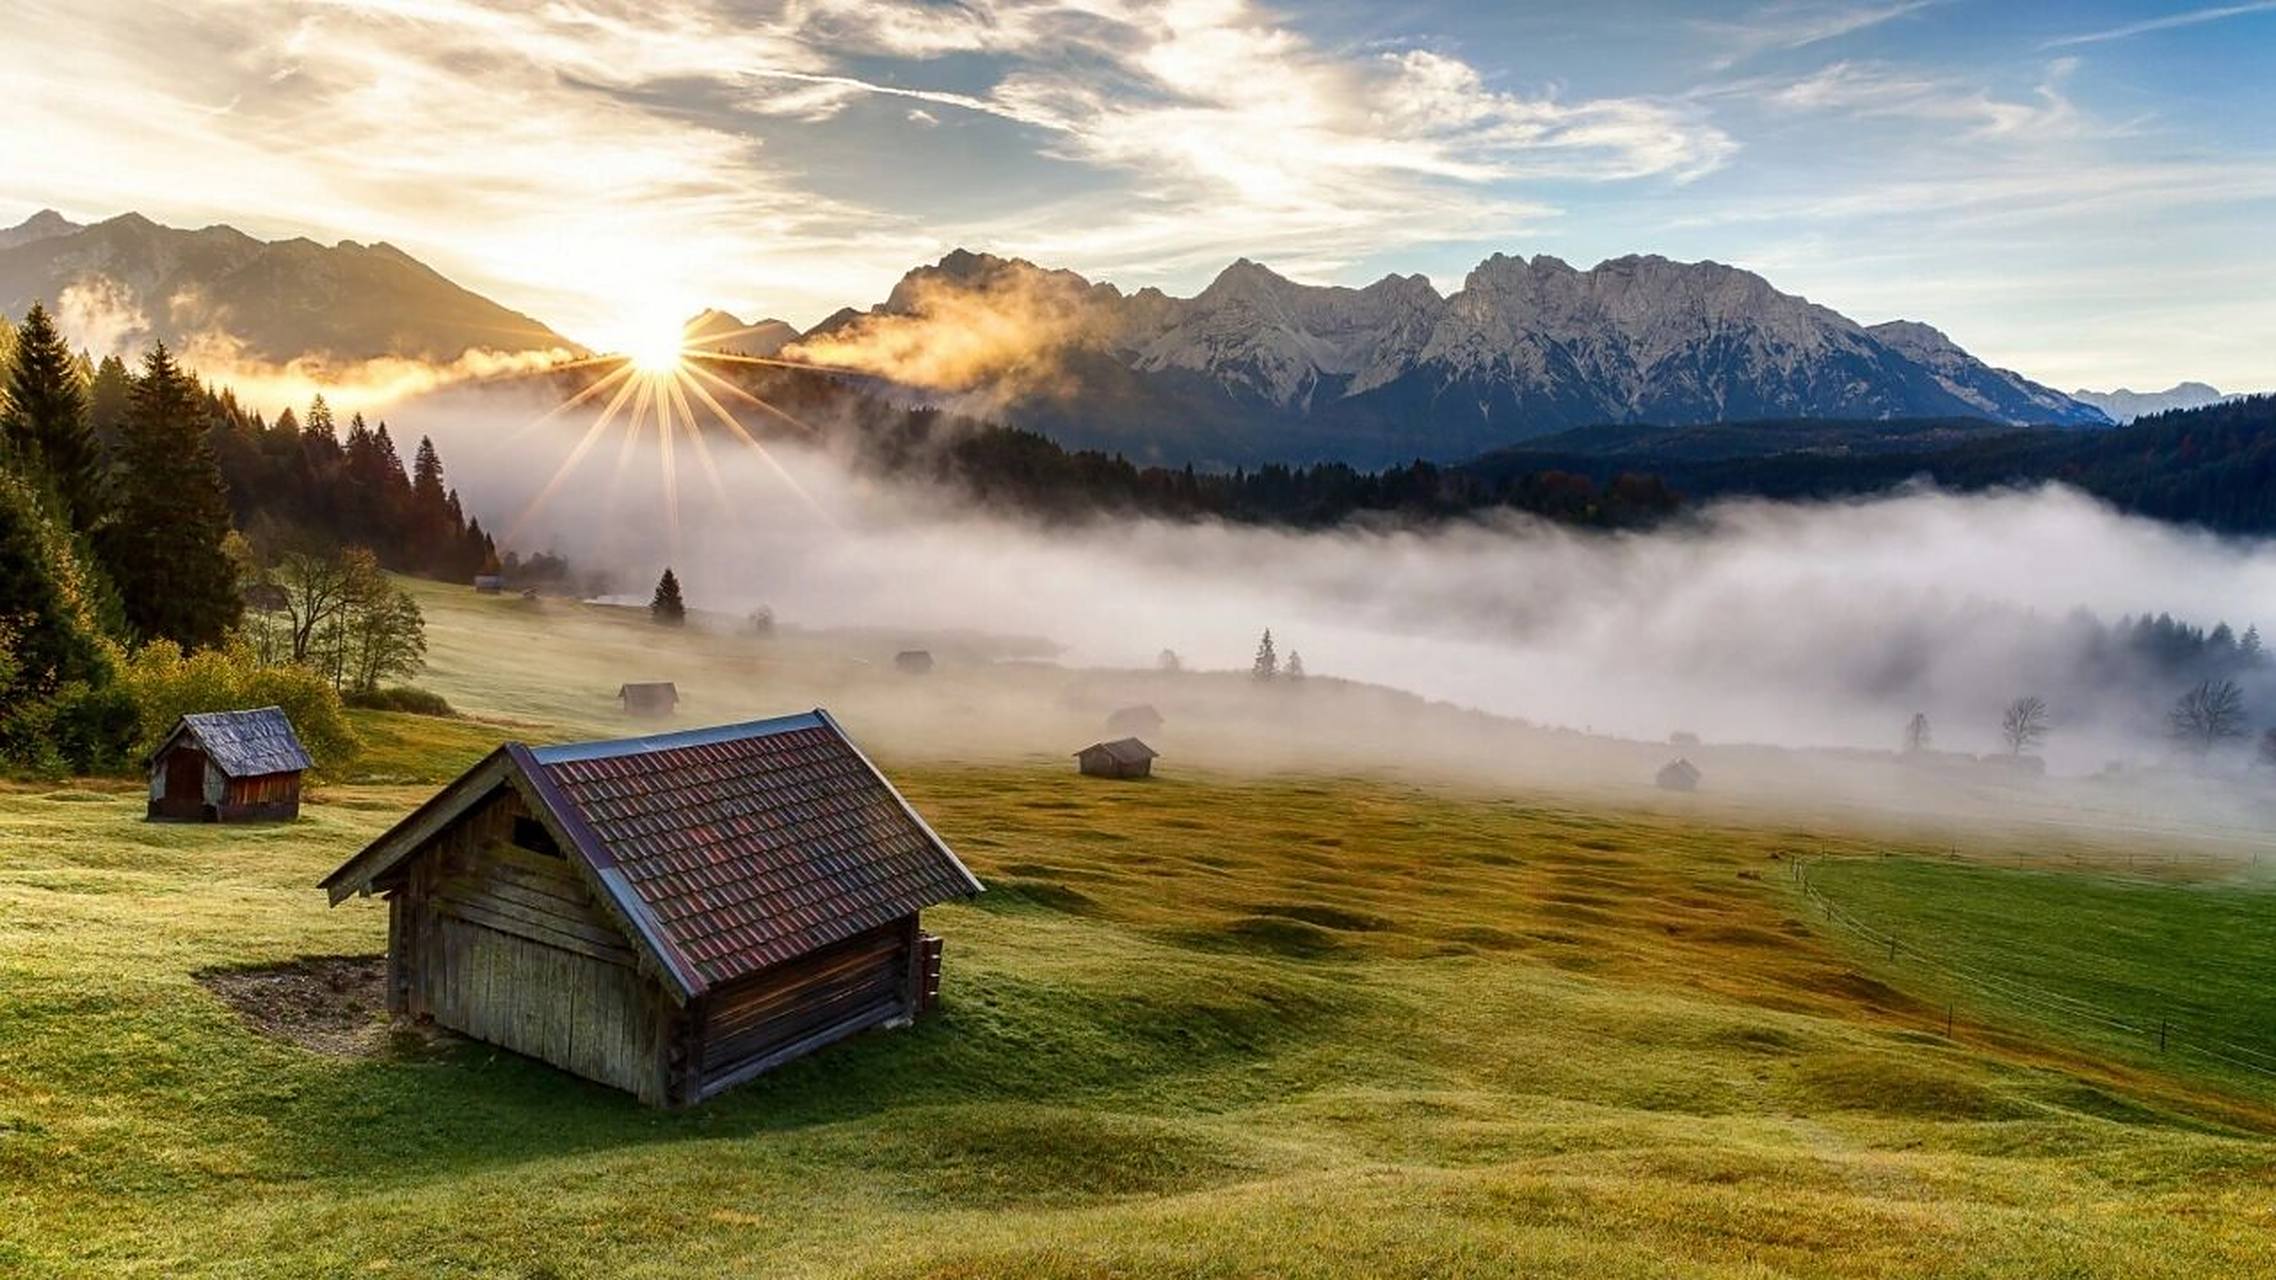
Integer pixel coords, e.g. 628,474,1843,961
512,815,563,857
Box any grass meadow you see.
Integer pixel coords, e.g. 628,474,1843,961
3,581,2274,1277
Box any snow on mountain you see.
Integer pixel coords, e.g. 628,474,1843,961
2068,382,2240,423
1868,320,2110,427
805,248,2110,463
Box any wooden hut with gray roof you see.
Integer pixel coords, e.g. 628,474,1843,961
319,710,983,1107
146,707,312,822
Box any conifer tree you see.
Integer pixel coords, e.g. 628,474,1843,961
85,354,131,448
0,303,105,534
1285,649,1305,681
102,342,241,649
1251,628,1276,680
650,567,687,626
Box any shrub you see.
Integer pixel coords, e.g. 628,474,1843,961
345,685,457,717
121,639,359,774
47,680,141,775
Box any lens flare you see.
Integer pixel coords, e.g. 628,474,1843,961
500,316,851,559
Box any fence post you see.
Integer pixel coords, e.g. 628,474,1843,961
1945,1005,1954,1038
2159,1020,2168,1053
1887,937,1897,961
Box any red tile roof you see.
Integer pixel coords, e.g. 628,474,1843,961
529,712,980,988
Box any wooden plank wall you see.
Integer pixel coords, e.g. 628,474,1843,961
696,917,912,1093
395,787,679,1103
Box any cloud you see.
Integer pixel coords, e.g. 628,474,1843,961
2046,1,2276,48
1763,58,2091,140
1699,0,1945,67
54,278,150,357
0,0,1727,350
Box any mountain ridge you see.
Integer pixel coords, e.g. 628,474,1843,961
0,209,579,365
776,247,2112,466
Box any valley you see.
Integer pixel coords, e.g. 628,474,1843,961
4,579,2276,1277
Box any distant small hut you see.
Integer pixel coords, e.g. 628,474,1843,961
1656,758,1701,792
473,574,505,594
618,682,678,717
894,650,934,675
1105,704,1165,737
1077,737,1158,779
146,707,311,822
318,711,984,1107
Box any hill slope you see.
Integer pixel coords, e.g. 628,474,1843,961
0,210,578,364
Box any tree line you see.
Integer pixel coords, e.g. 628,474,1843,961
0,302,478,774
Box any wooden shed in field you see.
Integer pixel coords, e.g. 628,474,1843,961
893,650,934,675
1105,704,1164,737
617,681,678,717
1656,758,1701,792
473,574,505,594
318,711,984,1107
147,707,311,822
1076,737,1158,779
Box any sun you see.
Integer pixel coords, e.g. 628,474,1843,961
625,327,688,375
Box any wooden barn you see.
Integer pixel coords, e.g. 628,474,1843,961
473,574,505,594
617,681,678,717
319,711,984,1107
893,650,934,675
1105,704,1164,737
1076,737,1158,779
146,707,311,822
1657,758,1701,792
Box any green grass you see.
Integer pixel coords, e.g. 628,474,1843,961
1804,856,2276,1094
4,581,2276,1276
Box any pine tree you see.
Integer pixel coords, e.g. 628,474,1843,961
85,354,131,450
1251,628,1276,680
411,435,449,569
2244,625,2265,664
1285,650,1306,681
650,567,687,626
101,342,241,649
0,303,105,534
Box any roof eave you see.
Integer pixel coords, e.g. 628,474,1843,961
813,707,986,899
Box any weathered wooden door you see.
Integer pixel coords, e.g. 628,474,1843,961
159,749,208,819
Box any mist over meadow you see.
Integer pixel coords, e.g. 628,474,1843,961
408,385,2276,774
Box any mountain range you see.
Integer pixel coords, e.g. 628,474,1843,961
0,210,576,366
2067,382,2241,423
0,208,2179,466
781,248,2113,465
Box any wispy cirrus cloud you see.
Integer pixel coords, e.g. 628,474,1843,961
1697,0,1945,67
2046,1,2276,48
1761,57,2098,140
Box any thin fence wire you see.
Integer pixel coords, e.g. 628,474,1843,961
1792,856,2276,1082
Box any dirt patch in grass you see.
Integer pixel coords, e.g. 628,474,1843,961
195,955,449,1058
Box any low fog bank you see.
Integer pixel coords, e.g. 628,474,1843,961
392,381,2276,841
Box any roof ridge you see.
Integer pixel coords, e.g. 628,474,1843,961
532,711,827,765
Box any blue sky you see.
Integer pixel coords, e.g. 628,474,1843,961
3,0,2272,390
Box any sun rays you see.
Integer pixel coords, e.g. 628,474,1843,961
500,317,841,557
